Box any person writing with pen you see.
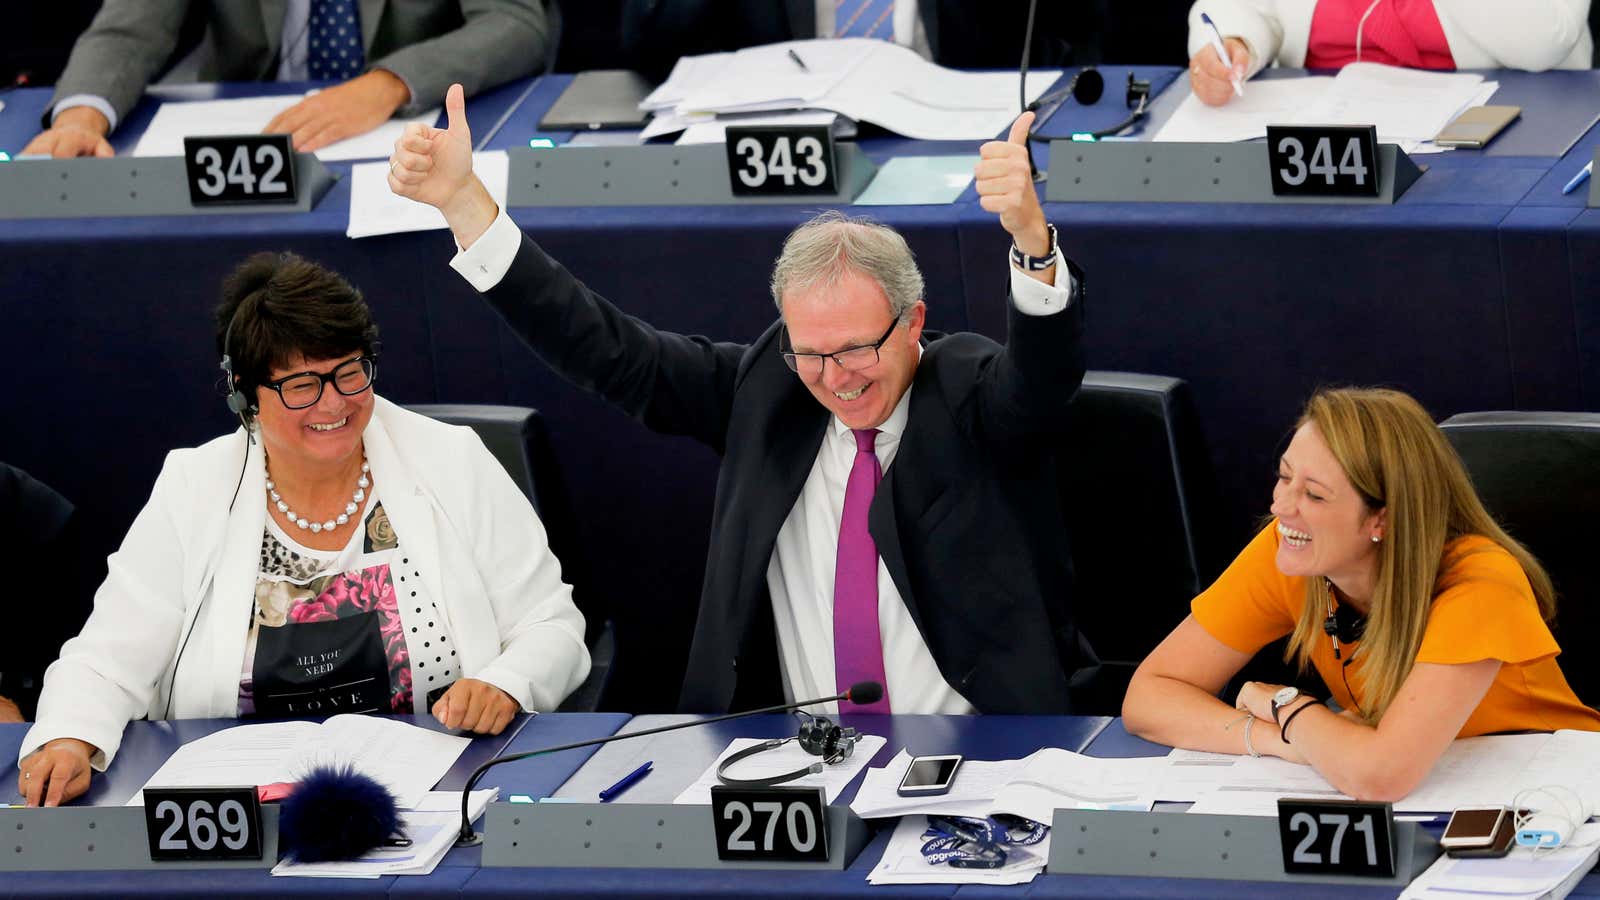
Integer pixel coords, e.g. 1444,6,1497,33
1124,388,1600,802
1187,1,1592,107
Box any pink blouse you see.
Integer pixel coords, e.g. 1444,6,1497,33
1305,0,1455,70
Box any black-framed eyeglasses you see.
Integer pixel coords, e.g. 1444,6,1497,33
781,319,900,383
264,355,377,410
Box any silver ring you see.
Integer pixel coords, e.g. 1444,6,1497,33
389,159,400,174
23,771,31,780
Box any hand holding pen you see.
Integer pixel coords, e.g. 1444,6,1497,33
1191,13,1249,107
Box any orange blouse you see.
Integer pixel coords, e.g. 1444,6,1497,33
1192,522,1600,736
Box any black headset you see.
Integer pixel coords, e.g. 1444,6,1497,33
715,712,860,789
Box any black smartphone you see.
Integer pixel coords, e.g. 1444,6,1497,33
897,755,963,797
1442,806,1517,858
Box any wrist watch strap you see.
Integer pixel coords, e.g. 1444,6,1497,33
1010,223,1058,272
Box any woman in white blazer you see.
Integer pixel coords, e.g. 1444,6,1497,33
1187,0,1593,106
17,252,590,806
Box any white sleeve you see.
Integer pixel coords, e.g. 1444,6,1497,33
51,94,120,132
1186,0,1284,78
448,205,523,293
1009,247,1076,317
457,438,590,712
1434,0,1591,71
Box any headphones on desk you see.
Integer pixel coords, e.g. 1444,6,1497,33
715,711,860,788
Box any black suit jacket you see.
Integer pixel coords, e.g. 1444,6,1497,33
621,0,1100,81
483,233,1096,714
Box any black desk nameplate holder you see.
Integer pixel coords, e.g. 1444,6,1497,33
1045,808,1439,886
0,804,279,872
1045,141,1422,205
480,801,870,870
507,144,877,208
0,154,336,220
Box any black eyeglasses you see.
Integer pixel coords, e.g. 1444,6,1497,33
781,319,900,383
264,355,377,410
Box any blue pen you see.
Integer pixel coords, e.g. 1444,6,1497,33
599,761,653,802
1562,160,1592,195
1200,12,1245,98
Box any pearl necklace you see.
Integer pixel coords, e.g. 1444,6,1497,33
266,459,370,534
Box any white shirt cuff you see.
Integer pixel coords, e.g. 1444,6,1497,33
52,95,119,132
449,204,522,293
1009,247,1075,316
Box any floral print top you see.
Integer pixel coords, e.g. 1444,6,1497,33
238,494,458,716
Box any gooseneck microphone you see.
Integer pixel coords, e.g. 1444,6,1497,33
453,681,885,846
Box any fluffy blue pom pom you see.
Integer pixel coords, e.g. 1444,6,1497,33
278,764,400,862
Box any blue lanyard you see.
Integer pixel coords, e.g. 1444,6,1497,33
920,815,1048,869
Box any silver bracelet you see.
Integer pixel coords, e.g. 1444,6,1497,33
1226,711,1262,758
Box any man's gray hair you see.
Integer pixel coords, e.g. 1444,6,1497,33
770,210,924,320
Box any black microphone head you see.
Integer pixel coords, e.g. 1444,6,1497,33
1323,612,1339,636
1072,68,1105,106
847,681,884,705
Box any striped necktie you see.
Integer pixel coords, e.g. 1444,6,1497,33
835,0,895,40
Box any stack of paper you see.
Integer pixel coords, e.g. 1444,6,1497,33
131,715,470,809
850,748,1161,824
672,734,886,805
130,95,440,160
1153,62,1496,149
640,39,1058,142
271,790,496,878
867,815,1049,886
1401,824,1600,900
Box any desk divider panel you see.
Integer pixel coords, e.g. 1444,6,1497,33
481,801,870,870
1045,808,1439,886
0,805,279,872
1045,141,1421,205
0,155,336,219
507,145,877,207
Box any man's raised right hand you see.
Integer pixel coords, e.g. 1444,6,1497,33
389,82,497,246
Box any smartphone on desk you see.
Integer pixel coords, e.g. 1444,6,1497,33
897,755,963,797
1434,105,1521,149
1442,806,1518,857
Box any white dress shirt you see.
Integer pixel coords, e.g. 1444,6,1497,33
451,207,1074,715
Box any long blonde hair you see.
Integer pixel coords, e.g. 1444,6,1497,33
1284,388,1555,723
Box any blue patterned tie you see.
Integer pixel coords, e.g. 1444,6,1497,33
307,0,366,81
835,0,895,39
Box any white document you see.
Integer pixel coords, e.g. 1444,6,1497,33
1153,78,1333,143
131,95,440,160
851,749,1023,820
271,789,497,878
673,734,886,805
989,749,1163,823
1401,824,1600,900
133,716,469,810
675,110,838,146
646,39,1057,141
347,150,509,239
867,815,1048,886
1294,62,1491,144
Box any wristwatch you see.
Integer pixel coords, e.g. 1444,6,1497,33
1009,223,1059,272
1270,686,1302,727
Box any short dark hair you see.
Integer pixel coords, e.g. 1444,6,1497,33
215,252,380,421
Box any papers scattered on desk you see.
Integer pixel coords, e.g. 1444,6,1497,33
673,734,885,805
1402,824,1600,900
1153,62,1496,148
867,815,1048,886
130,95,440,160
850,748,1160,823
347,150,508,238
675,110,839,146
272,790,497,878
641,39,1058,141
131,715,470,810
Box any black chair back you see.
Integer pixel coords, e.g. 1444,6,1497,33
1058,372,1228,713
1441,411,1600,706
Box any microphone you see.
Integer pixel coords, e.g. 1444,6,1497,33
453,681,885,846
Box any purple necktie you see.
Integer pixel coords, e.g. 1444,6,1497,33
834,428,891,713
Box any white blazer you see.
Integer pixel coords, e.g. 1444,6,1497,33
1188,0,1593,76
21,397,590,769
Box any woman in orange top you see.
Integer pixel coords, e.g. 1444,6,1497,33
1124,387,1600,801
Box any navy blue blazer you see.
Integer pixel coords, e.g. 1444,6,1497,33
482,232,1097,714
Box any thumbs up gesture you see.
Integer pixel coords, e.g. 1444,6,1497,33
975,111,1051,258
389,82,476,212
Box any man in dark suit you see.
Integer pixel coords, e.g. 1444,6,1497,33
389,84,1096,715
621,0,1103,81
24,0,554,158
